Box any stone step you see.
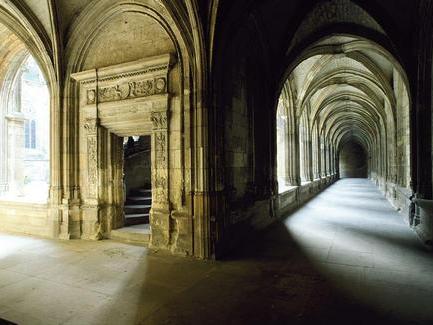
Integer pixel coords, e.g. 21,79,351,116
128,188,151,196
124,204,151,209
125,197,151,205
136,189,152,194
124,209,150,215
127,196,151,201
124,213,149,226
124,206,151,215
124,204,151,208
110,224,151,245
126,213,148,217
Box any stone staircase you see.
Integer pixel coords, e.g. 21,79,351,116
109,187,152,245
124,188,152,226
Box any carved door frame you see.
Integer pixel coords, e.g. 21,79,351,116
72,54,173,244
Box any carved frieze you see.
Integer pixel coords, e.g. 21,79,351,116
84,118,99,198
151,109,169,207
87,137,98,197
155,132,167,168
153,172,168,204
86,77,167,104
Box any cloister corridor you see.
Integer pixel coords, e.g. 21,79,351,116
2,1,433,324
0,179,431,325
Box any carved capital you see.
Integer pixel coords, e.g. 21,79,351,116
151,111,168,130
84,118,99,135
87,89,96,104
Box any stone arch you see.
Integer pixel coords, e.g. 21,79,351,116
62,0,200,256
276,29,412,216
0,5,59,237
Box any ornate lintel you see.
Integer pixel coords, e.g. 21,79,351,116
71,54,173,106
86,77,167,105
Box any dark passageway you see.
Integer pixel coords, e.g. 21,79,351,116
339,141,368,178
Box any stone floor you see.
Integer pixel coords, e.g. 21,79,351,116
0,179,432,325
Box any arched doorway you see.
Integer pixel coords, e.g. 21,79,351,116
64,1,205,256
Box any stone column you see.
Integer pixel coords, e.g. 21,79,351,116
6,113,26,197
320,141,326,178
330,145,335,175
313,133,320,179
150,110,171,248
81,117,103,240
316,132,322,179
276,103,290,189
287,118,300,186
299,127,309,183
282,114,291,188
306,131,314,182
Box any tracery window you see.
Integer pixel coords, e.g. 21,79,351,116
0,55,50,202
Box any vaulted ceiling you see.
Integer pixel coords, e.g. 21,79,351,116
284,33,409,159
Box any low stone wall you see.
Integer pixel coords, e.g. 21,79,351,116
385,182,411,218
234,175,338,231
218,175,337,258
0,201,50,237
276,175,338,218
370,175,411,216
372,178,432,248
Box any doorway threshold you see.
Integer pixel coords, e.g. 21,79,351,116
110,224,151,246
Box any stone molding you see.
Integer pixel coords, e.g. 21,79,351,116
72,54,173,89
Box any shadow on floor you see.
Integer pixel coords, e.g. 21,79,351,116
93,225,394,325
95,180,433,325
0,179,431,325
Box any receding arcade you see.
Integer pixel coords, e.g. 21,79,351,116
276,34,411,215
0,0,427,261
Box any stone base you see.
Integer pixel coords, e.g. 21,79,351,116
110,224,151,245
149,208,170,249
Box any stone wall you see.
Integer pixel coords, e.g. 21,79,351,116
277,176,338,218
0,201,49,237
82,11,175,71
